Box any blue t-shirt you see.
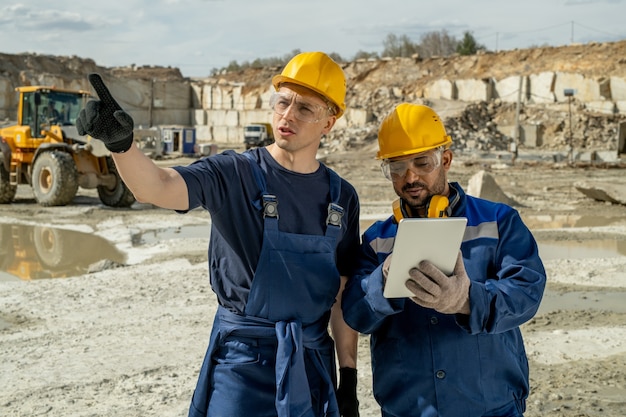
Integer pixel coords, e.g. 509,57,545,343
173,147,360,313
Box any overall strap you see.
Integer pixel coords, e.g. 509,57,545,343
325,168,343,238
243,151,279,230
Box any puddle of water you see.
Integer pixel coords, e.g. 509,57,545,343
7,213,620,281
135,224,210,245
539,239,626,260
523,214,625,229
362,219,626,260
0,223,126,281
538,289,626,314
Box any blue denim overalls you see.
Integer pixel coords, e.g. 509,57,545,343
188,154,344,417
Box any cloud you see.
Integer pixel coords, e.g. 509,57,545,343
0,4,105,32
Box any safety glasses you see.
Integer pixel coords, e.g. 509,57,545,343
381,150,442,181
269,92,332,123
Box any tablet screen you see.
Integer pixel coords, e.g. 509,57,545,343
383,217,467,298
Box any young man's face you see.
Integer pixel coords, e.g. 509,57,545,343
388,148,453,213
271,83,335,153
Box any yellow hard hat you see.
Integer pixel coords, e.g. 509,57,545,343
377,103,452,159
272,52,346,118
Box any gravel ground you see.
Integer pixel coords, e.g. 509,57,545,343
1,147,625,416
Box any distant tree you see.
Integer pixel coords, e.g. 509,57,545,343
226,60,241,72
250,58,265,69
382,33,419,58
419,30,458,57
328,52,346,64
456,31,486,55
282,49,302,65
353,50,379,60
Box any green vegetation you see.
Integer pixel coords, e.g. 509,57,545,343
210,30,487,75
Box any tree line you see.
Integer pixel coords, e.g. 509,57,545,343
215,30,485,75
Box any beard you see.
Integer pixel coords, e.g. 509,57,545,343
396,174,447,213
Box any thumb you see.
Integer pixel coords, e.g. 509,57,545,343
453,252,466,276
113,110,134,130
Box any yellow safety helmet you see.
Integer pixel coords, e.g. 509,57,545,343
377,103,452,159
272,51,346,118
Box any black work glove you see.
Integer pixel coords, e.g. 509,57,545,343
76,73,134,153
336,367,360,417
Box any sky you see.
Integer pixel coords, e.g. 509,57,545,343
1,0,625,78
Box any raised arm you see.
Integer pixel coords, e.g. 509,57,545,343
77,73,188,210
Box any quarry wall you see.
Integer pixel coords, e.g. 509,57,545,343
1,41,626,150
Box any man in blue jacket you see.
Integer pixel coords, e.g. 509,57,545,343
342,103,546,417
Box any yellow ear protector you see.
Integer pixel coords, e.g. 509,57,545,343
392,195,450,222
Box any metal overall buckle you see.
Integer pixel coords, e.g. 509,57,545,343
262,194,278,218
326,203,343,227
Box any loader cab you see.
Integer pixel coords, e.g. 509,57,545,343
18,87,89,138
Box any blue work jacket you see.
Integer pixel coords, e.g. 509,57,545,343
342,183,546,417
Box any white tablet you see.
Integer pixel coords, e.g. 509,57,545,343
383,217,468,298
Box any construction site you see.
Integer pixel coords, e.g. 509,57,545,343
1,41,625,416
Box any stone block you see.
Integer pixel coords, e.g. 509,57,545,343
212,86,231,110
424,79,456,100
610,76,626,101
495,76,526,103
194,125,213,142
456,78,493,102
206,110,239,128
127,109,150,127
152,80,190,109
190,83,202,109
344,108,372,127
334,116,347,129
240,110,272,126
466,170,518,206
585,101,616,115
554,73,610,102
616,101,626,115
242,94,262,110
201,85,213,109
528,72,555,104
521,124,543,147
107,78,151,108
212,126,229,142
193,109,207,125
152,109,191,126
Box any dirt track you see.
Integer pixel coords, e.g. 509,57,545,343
1,146,626,416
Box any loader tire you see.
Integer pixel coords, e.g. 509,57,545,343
97,156,135,208
32,151,78,207
0,157,17,204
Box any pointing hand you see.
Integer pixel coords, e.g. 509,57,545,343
76,73,134,153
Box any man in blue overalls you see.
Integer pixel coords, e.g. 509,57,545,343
342,103,546,417
76,52,361,417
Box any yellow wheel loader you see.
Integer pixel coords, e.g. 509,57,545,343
0,86,135,207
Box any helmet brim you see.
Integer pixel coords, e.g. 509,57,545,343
272,74,345,118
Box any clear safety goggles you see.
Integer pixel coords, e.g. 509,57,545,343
381,150,442,181
269,92,332,123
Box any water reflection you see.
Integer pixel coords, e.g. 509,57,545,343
523,214,625,229
0,223,125,281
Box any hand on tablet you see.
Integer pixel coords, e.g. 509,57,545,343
382,254,393,284
405,252,470,315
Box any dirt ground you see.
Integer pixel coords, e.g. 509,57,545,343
1,145,625,416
